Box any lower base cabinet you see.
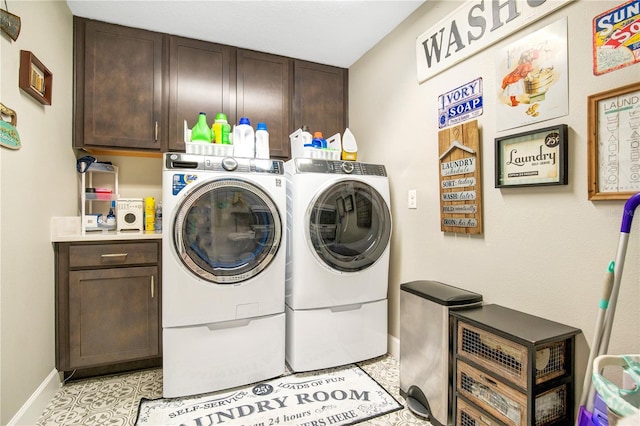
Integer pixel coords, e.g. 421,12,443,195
55,240,162,379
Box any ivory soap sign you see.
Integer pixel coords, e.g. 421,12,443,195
416,0,574,83
439,120,482,234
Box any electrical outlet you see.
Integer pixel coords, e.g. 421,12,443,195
408,189,417,209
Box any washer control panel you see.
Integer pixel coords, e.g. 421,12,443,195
294,158,386,176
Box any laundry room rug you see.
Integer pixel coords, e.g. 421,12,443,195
135,364,402,426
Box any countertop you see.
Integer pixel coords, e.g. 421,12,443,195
51,217,162,242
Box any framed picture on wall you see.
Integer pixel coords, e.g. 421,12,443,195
587,81,640,200
19,50,52,105
496,18,568,131
495,124,568,188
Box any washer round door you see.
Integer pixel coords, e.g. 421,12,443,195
307,179,391,272
173,178,282,284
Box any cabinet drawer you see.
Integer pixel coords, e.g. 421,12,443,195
458,321,569,388
457,397,497,426
457,360,527,426
69,242,159,268
457,360,569,426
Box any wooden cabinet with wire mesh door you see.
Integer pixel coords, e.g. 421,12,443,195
55,240,162,380
451,304,581,426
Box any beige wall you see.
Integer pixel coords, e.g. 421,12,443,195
349,0,639,398
2,0,638,422
0,1,75,423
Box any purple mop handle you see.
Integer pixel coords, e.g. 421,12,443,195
621,193,640,233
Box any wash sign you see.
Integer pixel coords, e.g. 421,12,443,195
416,0,574,83
439,78,483,128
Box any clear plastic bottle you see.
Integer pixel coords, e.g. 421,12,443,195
106,201,116,227
255,122,270,159
191,112,212,143
154,201,163,232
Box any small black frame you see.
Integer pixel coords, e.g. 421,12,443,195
495,124,568,188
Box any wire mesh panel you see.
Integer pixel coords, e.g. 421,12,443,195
535,385,567,426
457,397,494,426
458,322,528,389
534,342,567,384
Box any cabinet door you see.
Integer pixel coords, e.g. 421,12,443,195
168,36,235,151
236,49,292,159
67,266,160,369
293,60,348,141
74,17,166,151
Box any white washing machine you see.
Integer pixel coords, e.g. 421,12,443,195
162,153,286,397
285,158,392,372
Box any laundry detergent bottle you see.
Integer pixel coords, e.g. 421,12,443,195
233,117,255,158
191,112,212,143
212,113,231,144
312,131,327,148
255,122,270,159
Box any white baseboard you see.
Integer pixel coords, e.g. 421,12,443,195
8,369,60,426
388,333,399,359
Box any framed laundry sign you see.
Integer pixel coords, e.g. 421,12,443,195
495,124,568,188
587,82,640,200
438,120,482,234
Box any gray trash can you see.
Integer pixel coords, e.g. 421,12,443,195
399,280,482,426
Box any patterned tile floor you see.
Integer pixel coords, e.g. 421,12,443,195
37,354,431,425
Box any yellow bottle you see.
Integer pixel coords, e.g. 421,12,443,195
144,197,155,231
212,113,231,144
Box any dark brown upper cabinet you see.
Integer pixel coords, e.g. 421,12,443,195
236,49,292,159
293,60,348,142
168,37,235,152
73,18,348,159
73,17,167,152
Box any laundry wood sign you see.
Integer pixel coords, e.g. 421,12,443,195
439,120,482,234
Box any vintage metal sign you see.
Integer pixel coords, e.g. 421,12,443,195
593,0,640,75
439,78,483,128
416,0,574,83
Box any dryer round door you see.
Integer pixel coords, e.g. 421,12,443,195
306,179,391,272
173,178,282,284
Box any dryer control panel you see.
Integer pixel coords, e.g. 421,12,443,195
294,158,387,176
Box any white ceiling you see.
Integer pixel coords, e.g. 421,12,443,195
66,0,425,68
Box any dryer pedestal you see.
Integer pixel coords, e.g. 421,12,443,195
163,313,285,398
285,299,387,372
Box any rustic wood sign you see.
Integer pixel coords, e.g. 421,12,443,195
438,120,482,234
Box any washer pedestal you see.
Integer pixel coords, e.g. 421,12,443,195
163,313,285,398
285,299,387,372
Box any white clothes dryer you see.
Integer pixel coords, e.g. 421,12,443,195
162,153,286,397
285,158,392,372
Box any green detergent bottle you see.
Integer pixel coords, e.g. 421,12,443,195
191,112,212,143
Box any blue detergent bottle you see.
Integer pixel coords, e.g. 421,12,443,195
312,131,327,149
